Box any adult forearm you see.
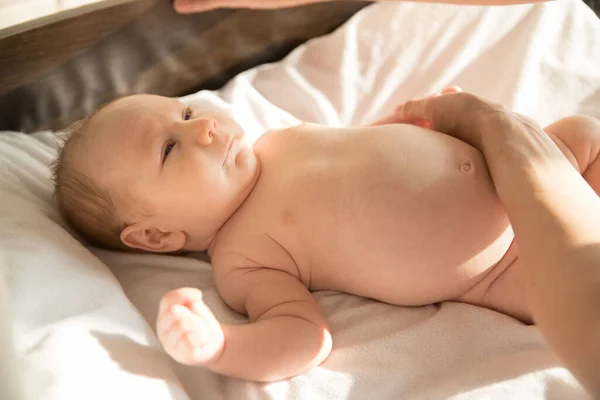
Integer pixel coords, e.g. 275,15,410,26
481,116,600,395
368,0,550,4
174,0,550,13
209,317,332,382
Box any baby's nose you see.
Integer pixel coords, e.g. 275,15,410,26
194,118,217,145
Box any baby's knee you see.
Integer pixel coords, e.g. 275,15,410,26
547,115,600,138
545,115,600,172
565,115,600,130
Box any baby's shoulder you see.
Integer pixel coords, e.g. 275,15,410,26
211,228,298,279
212,233,280,267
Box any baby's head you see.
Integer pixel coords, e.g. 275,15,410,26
52,94,259,253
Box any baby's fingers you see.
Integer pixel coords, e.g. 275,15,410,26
159,287,203,314
162,305,210,349
156,300,202,334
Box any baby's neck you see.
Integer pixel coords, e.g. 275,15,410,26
205,163,262,256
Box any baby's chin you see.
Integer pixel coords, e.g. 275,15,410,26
238,154,261,199
236,139,257,164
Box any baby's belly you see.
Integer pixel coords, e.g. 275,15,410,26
285,124,513,306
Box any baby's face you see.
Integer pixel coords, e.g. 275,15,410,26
83,94,259,251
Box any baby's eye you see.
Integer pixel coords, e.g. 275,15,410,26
183,107,193,121
163,141,175,162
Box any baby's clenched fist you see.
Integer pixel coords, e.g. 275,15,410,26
156,288,225,366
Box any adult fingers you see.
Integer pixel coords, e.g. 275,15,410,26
395,91,491,150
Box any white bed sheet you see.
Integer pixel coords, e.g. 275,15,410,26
2,1,600,399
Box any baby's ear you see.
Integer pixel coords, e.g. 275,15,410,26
120,223,186,253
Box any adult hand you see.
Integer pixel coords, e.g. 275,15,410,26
369,86,462,127
396,91,600,397
394,90,544,156
173,0,329,13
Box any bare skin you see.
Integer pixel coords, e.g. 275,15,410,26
172,0,550,14
395,92,600,396
77,94,600,384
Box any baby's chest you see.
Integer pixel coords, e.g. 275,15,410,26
254,128,368,202
257,122,486,205
255,149,407,228
249,123,489,252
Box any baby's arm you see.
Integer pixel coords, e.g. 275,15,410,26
157,265,332,382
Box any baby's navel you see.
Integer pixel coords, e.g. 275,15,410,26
460,160,474,174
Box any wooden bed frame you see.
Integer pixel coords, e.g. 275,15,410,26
0,0,369,133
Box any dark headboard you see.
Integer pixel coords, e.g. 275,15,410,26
0,0,369,133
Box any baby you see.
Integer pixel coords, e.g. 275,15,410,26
52,91,600,382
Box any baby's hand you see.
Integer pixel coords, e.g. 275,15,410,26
156,288,225,366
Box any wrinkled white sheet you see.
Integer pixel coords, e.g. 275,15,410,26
2,1,599,399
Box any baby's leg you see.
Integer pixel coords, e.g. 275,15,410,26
544,115,600,191
457,116,600,323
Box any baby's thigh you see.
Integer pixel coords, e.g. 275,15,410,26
460,252,531,323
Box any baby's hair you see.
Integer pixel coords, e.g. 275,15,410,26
50,102,129,250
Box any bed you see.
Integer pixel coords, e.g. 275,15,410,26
1,0,599,399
